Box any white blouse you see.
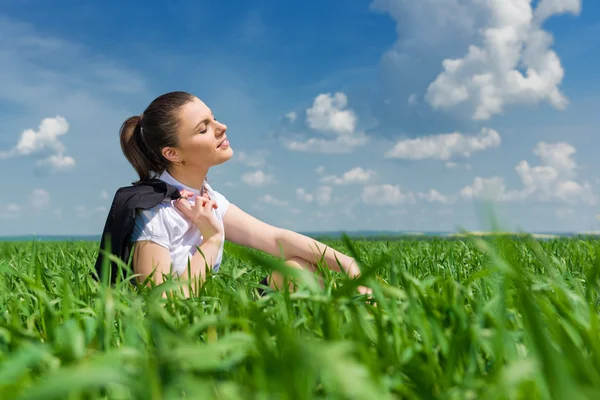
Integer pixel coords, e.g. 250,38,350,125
130,170,231,276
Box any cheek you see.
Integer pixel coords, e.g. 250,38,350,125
192,137,216,154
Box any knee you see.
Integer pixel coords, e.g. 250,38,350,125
284,256,307,268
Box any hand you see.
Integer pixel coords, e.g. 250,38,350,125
357,285,372,296
175,190,222,239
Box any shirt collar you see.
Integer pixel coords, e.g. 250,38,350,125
158,170,208,197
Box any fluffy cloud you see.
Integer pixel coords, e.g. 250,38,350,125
283,92,369,153
307,92,357,134
0,116,76,172
417,189,452,204
259,194,288,207
296,186,332,206
241,170,277,186
460,176,519,202
362,184,416,206
285,134,368,154
0,204,21,219
426,0,581,120
235,150,269,168
385,128,500,160
460,141,595,204
446,161,472,170
1,188,56,219
315,186,333,206
296,188,314,203
321,167,375,185
366,0,581,139
285,111,297,122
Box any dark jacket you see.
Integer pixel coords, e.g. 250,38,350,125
93,179,182,284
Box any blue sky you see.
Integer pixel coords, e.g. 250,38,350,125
1,0,600,235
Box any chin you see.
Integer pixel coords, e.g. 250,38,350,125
215,148,233,165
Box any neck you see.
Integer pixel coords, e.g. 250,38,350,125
166,165,208,191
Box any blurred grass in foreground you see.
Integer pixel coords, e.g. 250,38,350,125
1,232,600,399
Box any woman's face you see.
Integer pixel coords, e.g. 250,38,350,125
167,96,233,168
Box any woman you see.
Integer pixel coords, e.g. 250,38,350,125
120,91,370,297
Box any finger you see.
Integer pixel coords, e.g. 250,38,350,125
175,198,192,216
180,189,194,198
195,195,208,205
203,199,215,211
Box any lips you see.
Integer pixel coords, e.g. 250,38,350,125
217,137,229,148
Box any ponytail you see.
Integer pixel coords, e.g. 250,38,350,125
119,116,157,184
119,91,195,184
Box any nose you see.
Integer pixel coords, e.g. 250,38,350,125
215,121,227,136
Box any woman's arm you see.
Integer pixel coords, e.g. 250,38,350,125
132,236,222,296
223,204,361,278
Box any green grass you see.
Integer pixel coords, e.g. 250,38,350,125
1,234,600,399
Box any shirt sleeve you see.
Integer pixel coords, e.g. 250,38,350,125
130,207,170,250
208,186,231,219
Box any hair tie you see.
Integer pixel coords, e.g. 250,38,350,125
137,113,144,136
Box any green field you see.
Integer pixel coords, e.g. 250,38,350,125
1,235,600,399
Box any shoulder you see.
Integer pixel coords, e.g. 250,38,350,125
132,201,189,244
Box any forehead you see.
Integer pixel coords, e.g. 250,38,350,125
179,97,211,128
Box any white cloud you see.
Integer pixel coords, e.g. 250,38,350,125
315,166,325,175
296,188,314,203
315,186,333,207
36,153,76,172
296,186,332,206
101,190,110,200
460,141,595,205
30,189,50,210
533,142,577,172
321,167,375,185
362,184,416,206
258,194,288,207
0,204,21,219
285,111,297,122
241,170,277,187
446,161,472,169
534,0,581,23
426,0,581,120
418,189,452,204
385,128,500,160
0,15,148,184
306,92,356,134
235,150,269,168
460,176,520,202
283,92,369,153
408,94,419,106
284,132,369,154
1,188,55,219
0,115,76,172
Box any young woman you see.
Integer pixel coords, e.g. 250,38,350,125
120,91,370,297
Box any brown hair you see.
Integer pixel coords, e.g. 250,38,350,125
119,91,195,184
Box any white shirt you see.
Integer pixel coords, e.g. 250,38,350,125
130,170,231,276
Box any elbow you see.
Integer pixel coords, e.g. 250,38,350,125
272,227,293,256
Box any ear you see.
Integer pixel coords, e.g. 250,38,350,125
161,146,182,164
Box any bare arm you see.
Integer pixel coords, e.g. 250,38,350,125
223,204,361,277
277,229,361,277
132,236,222,296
